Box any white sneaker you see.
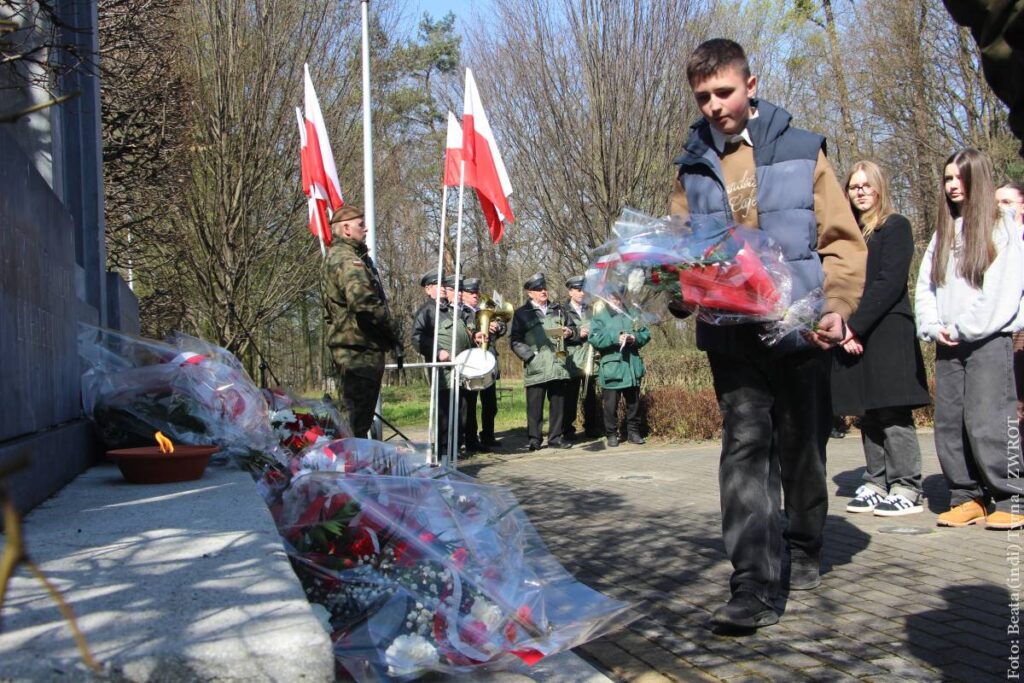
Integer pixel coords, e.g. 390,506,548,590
873,493,923,516
846,485,885,513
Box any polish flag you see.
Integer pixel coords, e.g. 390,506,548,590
460,69,514,243
443,111,463,186
298,64,344,251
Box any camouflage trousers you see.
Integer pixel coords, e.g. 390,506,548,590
330,349,384,439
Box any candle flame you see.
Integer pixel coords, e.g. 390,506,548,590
154,431,174,454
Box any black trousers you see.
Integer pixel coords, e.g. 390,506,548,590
463,384,497,446
479,384,498,442
708,347,830,604
565,376,600,437
436,386,467,457
525,380,566,447
601,386,641,437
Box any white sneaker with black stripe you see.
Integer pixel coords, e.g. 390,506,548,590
846,485,885,513
873,492,923,516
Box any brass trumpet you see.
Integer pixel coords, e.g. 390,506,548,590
581,298,605,395
554,310,567,361
476,296,513,351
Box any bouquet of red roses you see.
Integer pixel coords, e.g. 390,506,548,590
585,210,821,343
79,325,277,457
263,438,636,681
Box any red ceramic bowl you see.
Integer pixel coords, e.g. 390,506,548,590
105,445,218,484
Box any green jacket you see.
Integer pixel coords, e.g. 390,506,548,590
322,237,399,371
510,301,574,387
589,306,650,389
564,300,593,378
436,305,473,386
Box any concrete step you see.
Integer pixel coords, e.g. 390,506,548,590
0,463,334,681
0,461,612,682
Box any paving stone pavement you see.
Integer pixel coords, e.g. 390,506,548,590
455,430,1021,682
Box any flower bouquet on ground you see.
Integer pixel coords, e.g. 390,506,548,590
585,209,822,344
265,388,351,456
265,438,637,681
78,325,278,460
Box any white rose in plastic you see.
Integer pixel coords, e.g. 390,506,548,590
626,268,645,293
385,634,439,676
470,598,504,632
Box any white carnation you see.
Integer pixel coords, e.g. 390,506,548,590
627,267,645,293
470,598,504,631
385,633,438,677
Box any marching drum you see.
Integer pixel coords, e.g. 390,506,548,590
453,348,496,391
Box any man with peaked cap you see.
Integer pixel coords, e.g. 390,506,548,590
460,277,507,451
411,271,443,382
509,273,576,451
322,204,402,438
413,274,474,456
563,275,602,440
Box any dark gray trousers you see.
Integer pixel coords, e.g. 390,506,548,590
709,348,830,604
525,380,566,447
859,406,924,500
935,334,1021,512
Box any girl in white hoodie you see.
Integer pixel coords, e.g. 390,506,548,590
916,148,1024,531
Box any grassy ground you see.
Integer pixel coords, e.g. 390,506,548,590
381,380,539,430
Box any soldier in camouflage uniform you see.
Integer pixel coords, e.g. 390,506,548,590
322,205,402,438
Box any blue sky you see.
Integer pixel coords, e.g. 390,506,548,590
403,0,491,31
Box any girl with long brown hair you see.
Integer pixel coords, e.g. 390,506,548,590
915,148,1024,530
833,161,930,516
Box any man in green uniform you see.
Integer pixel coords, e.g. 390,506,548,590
510,273,575,451
322,204,402,438
563,275,602,441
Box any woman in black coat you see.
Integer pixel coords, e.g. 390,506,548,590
833,161,931,517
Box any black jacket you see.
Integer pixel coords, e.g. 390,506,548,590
832,215,930,415
412,297,447,360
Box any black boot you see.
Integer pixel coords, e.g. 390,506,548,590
710,592,778,629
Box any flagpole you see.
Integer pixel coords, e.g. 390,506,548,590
427,184,449,465
448,159,467,469
360,0,382,438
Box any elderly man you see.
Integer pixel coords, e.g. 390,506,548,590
510,273,575,451
460,277,506,451
322,205,402,438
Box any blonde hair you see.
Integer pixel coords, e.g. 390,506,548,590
845,160,895,238
931,148,1000,289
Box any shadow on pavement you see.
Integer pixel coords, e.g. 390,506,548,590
905,583,1015,679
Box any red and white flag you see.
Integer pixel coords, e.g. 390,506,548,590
443,111,463,187
460,69,514,243
298,64,344,251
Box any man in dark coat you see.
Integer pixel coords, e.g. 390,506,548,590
322,204,402,438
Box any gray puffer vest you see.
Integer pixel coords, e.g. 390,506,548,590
674,99,824,355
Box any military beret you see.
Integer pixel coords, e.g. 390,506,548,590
462,277,481,293
523,273,547,291
565,275,585,290
442,275,463,289
330,204,364,224
419,271,439,287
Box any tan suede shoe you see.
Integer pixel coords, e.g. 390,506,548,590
936,499,987,527
985,511,1024,530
